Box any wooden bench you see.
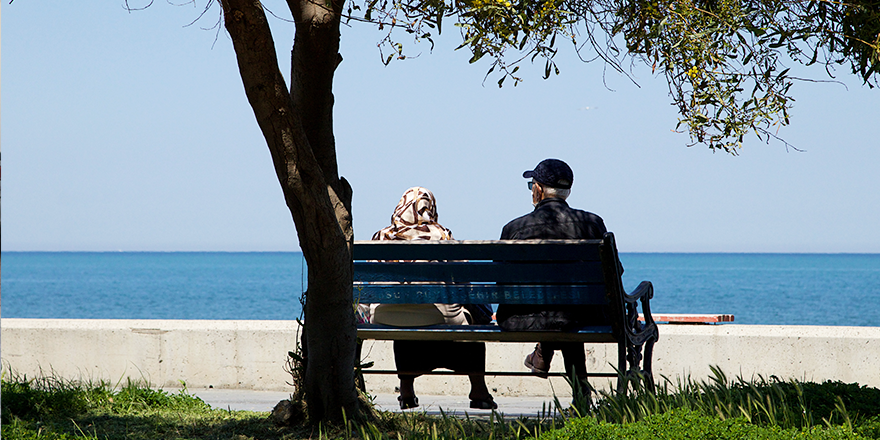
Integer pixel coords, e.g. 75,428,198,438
352,232,659,392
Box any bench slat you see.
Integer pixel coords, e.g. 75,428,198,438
354,261,605,283
360,370,619,378
353,240,602,261
353,284,609,304
357,324,617,342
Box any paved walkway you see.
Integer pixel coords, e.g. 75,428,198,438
170,388,566,418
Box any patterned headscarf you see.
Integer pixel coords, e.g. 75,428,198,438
372,187,453,241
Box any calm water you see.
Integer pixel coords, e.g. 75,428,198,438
1,252,308,320
2,252,878,326
619,253,880,327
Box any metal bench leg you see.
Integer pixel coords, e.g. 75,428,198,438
616,340,627,394
642,337,656,393
355,339,366,393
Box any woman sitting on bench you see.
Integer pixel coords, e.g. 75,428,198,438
368,186,497,410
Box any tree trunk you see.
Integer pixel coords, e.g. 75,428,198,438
219,0,358,422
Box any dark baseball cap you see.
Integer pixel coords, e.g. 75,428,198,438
523,159,573,189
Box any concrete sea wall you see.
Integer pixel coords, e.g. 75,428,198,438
2,319,878,397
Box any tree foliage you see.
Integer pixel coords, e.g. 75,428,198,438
346,0,879,152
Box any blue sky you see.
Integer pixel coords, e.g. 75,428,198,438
2,2,879,253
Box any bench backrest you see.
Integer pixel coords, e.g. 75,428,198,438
353,232,626,309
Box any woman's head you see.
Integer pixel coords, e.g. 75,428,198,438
392,187,439,227
372,187,452,241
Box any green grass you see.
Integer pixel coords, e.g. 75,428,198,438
2,369,879,440
1,373,286,440
544,409,871,440
588,367,880,430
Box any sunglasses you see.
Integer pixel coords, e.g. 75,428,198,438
528,181,538,190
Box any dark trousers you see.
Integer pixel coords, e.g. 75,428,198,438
539,341,591,398
539,341,587,378
393,340,486,379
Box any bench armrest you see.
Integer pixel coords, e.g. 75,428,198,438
623,280,660,346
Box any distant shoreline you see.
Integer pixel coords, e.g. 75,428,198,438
3,250,880,255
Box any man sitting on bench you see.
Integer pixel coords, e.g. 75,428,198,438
496,158,617,395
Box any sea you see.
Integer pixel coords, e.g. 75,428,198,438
2,252,879,326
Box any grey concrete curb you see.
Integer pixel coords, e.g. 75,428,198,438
3,320,879,395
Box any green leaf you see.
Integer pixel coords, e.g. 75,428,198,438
776,68,790,80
